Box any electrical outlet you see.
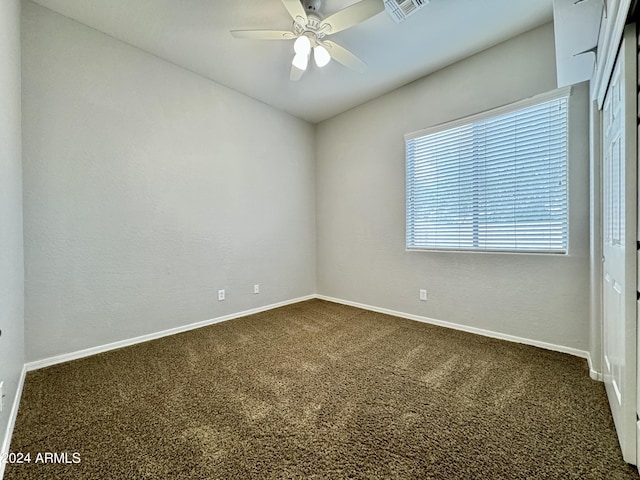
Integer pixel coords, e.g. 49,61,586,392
419,289,427,301
253,284,260,294
218,289,225,301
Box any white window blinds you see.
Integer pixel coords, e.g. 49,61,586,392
406,92,569,253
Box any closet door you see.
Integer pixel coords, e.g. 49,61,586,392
602,23,637,465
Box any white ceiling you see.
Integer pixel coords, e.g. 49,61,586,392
30,0,553,123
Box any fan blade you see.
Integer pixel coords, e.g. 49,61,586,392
290,64,305,81
324,40,367,73
231,30,295,40
321,0,384,35
281,0,308,23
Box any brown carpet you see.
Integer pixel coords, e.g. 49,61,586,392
5,299,639,479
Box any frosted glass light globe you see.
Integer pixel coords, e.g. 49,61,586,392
314,45,331,67
292,52,309,71
294,35,311,55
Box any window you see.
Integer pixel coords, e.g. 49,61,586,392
405,90,569,254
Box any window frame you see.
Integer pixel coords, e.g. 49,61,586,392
405,87,572,255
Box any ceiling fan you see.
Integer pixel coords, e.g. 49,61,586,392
231,0,384,81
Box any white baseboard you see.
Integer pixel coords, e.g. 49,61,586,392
587,353,603,381
25,295,315,372
23,293,595,373
315,295,591,360
21,291,598,390
0,365,27,480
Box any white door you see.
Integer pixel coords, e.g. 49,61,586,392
602,23,637,465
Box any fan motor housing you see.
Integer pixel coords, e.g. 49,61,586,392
301,0,321,12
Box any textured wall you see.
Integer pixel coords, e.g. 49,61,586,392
22,2,316,362
0,0,24,463
316,23,591,351
21,4,590,365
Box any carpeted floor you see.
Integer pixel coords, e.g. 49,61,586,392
5,299,639,479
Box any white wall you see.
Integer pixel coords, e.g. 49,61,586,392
0,0,24,468
21,1,316,363
316,23,591,351
20,5,590,364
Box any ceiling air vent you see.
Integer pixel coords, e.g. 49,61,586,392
384,0,429,23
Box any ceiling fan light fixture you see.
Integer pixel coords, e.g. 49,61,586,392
294,35,311,55
231,0,382,80
314,45,331,67
292,52,309,71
